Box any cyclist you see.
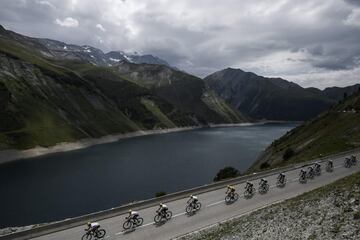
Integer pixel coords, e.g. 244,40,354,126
126,209,139,220
308,166,314,177
157,203,168,216
259,178,268,187
327,160,333,168
85,222,100,233
245,181,254,192
314,162,321,174
300,169,307,179
226,185,236,197
278,172,286,183
187,195,198,206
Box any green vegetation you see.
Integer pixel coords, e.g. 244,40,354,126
141,98,177,128
283,147,295,161
213,166,241,182
201,90,245,123
155,191,167,197
250,89,360,171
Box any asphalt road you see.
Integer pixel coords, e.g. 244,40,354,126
32,153,360,240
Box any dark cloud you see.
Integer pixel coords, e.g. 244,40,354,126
344,0,360,6
0,0,360,88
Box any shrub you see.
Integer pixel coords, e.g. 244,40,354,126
213,166,241,182
260,162,270,169
155,191,167,197
283,148,295,161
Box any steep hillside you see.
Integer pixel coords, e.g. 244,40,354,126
250,89,360,171
0,28,199,150
113,62,246,124
205,68,358,121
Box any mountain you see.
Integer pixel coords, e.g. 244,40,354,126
112,61,246,124
0,25,245,150
0,25,172,68
205,68,360,121
249,89,360,172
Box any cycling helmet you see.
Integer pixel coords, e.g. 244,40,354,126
87,222,91,226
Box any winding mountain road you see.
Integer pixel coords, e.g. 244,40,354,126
20,153,360,240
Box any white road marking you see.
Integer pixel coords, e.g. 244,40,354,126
173,212,186,218
206,200,224,207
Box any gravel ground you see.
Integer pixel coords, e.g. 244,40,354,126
177,172,360,240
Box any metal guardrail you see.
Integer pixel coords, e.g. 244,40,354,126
1,147,359,240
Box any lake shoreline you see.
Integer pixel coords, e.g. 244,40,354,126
0,121,292,165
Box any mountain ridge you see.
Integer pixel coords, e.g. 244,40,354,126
0,24,173,69
205,68,360,121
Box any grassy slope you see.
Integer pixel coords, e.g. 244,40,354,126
112,62,246,124
0,36,195,149
249,90,360,172
180,172,360,240
201,90,245,123
0,42,140,149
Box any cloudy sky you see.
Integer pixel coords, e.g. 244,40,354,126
1,0,360,89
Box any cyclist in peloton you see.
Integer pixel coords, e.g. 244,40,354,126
351,155,357,163
328,160,333,168
300,169,307,178
127,209,139,220
314,162,321,171
278,172,286,182
157,203,168,216
259,178,268,187
85,221,100,233
308,166,314,176
245,181,254,191
187,195,198,206
226,185,236,197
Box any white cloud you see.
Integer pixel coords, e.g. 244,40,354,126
95,23,106,32
344,8,360,27
36,0,55,9
55,17,79,27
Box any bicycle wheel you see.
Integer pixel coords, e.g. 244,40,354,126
123,220,132,230
225,195,231,203
166,211,172,220
154,214,162,223
136,217,144,226
345,159,350,168
96,229,106,238
186,204,193,214
231,193,238,201
195,202,202,210
244,190,250,198
81,233,92,240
